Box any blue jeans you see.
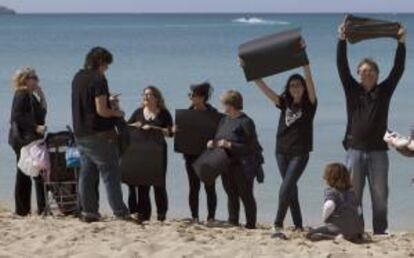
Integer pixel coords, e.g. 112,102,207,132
346,149,389,234
77,134,129,218
275,153,309,228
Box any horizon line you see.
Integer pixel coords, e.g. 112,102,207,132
9,11,413,15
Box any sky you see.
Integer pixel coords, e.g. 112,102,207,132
0,0,413,13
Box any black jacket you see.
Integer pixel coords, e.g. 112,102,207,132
8,90,46,149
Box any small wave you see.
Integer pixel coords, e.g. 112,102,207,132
232,17,289,25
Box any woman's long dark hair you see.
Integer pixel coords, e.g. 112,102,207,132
281,73,309,108
141,85,167,110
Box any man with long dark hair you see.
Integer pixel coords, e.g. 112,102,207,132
71,47,129,222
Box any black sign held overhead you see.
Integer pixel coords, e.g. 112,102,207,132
174,109,223,155
238,29,309,82
344,14,401,44
120,128,165,187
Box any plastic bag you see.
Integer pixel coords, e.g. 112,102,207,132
30,141,50,172
65,146,81,168
18,140,45,177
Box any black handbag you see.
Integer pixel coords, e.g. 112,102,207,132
192,148,231,185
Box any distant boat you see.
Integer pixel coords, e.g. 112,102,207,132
0,6,16,15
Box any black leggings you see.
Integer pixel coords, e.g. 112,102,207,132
14,149,45,216
185,159,217,220
128,185,168,220
221,164,257,227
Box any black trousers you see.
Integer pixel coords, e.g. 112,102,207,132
221,163,257,227
14,148,45,216
185,158,217,220
128,185,168,220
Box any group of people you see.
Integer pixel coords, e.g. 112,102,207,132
8,22,408,241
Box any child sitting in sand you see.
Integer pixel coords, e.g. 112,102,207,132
306,163,364,242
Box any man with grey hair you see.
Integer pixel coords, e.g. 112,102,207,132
337,23,406,234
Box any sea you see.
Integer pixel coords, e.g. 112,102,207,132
0,13,413,230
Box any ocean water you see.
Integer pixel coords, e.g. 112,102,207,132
1,13,414,230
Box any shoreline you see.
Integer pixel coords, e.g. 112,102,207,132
0,207,413,257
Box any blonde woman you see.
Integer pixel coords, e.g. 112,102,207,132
8,67,47,216
207,90,263,229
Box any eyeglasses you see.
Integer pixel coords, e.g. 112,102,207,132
188,92,202,98
142,93,155,98
27,75,39,81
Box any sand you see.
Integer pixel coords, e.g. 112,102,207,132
0,206,413,258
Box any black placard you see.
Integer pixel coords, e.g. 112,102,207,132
120,128,165,187
238,29,309,81
344,14,401,44
174,109,223,155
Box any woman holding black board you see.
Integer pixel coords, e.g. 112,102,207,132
208,90,263,229
179,82,218,223
127,86,173,223
253,56,317,233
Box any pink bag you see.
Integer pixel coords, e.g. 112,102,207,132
30,141,50,174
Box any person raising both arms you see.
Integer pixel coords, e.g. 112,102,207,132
252,43,317,234
337,22,406,234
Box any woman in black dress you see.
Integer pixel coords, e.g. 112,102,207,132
127,86,173,222
8,67,47,216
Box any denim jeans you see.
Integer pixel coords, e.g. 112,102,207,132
345,149,389,234
275,153,309,228
76,134,129,218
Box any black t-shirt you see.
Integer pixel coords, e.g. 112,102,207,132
337,40,406,150
71,69,115,137
276,97,317,155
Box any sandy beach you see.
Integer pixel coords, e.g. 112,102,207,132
0,206,412,258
